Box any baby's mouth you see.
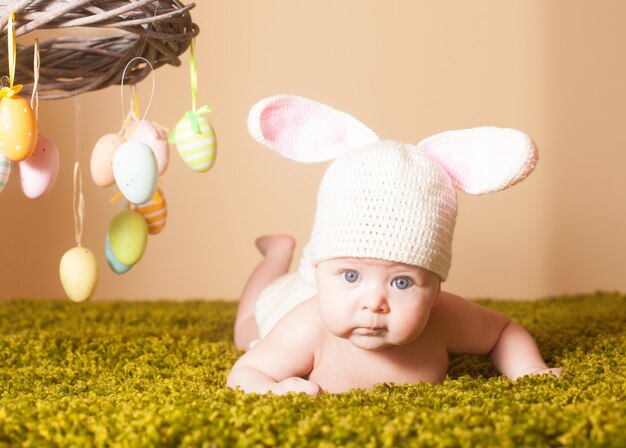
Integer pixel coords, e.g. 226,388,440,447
353,327,387,336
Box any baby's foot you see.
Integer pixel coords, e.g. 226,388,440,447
255,235,295,260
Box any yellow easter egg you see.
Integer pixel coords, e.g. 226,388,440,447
109,209,149,266
59,246,99,303
131,188,168,235
0,95,38,162
173,113,217,172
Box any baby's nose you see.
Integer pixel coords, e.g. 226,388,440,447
362,291,390,313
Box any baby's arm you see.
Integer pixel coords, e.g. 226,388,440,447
487,319,562,379
227,301,321,395
437,292,561,380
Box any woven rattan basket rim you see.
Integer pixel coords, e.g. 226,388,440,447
0,0,198,99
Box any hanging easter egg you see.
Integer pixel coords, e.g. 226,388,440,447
105,232,132,274
109,209,148,266
18,134,60,199
90,133,126,187
131,188,168,235
59,246,99,302
126,121,170,175
0,95,38,162
0,152,10,194
170,107,217,173
112,140,158,204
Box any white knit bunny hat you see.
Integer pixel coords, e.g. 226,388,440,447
248,95,538,281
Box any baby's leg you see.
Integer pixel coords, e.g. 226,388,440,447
234,235,295,350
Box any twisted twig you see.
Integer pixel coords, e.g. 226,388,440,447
0,0,198,99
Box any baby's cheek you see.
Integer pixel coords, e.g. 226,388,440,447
319,309,351,338
394,312,430,341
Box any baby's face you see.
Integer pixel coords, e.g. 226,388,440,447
315,258,441,352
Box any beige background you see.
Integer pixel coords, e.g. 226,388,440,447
1,1,625,301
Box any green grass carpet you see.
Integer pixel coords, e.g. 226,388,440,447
0,293,624,447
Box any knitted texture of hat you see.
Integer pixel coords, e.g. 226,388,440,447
303,141,458,281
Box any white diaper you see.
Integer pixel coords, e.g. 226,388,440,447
254,271,317,340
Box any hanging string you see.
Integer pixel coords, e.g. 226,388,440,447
73,95,85,247
137,2,160,56
30,39,40,118
125,0,157,125
119,84,141,133
132,85,140,120
119,57,156,125
183,39,211,134
73,162,85,247
110,57,157,204
189,38,197,112
8,12,16,89
1,12,22,98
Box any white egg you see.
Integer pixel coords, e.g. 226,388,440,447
112,139,158,204
126,121,170,175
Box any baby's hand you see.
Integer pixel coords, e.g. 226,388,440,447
271,377,321,395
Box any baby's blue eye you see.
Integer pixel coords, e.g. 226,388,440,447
343,270,360,283
392,277,413,290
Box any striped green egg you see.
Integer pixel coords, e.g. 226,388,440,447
0,152,11,193
172,113,217,173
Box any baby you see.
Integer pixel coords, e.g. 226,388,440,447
227,94,562,395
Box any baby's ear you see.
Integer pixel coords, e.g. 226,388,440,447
417,127,538,195
248,94,379,163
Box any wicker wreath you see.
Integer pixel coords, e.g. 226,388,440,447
0,1,199,99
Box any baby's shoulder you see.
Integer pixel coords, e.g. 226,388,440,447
428,291,477,333
431,290,470,318
272,296,324,338
433,290,501,322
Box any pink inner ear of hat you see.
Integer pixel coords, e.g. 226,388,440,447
418,127,538,195
258,96,378,162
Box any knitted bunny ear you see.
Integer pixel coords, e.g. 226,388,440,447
248,94,379,163
417,127,538,195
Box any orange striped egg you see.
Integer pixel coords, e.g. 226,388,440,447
130,188,168,235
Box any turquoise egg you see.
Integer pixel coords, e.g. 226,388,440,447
105,233,131,274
